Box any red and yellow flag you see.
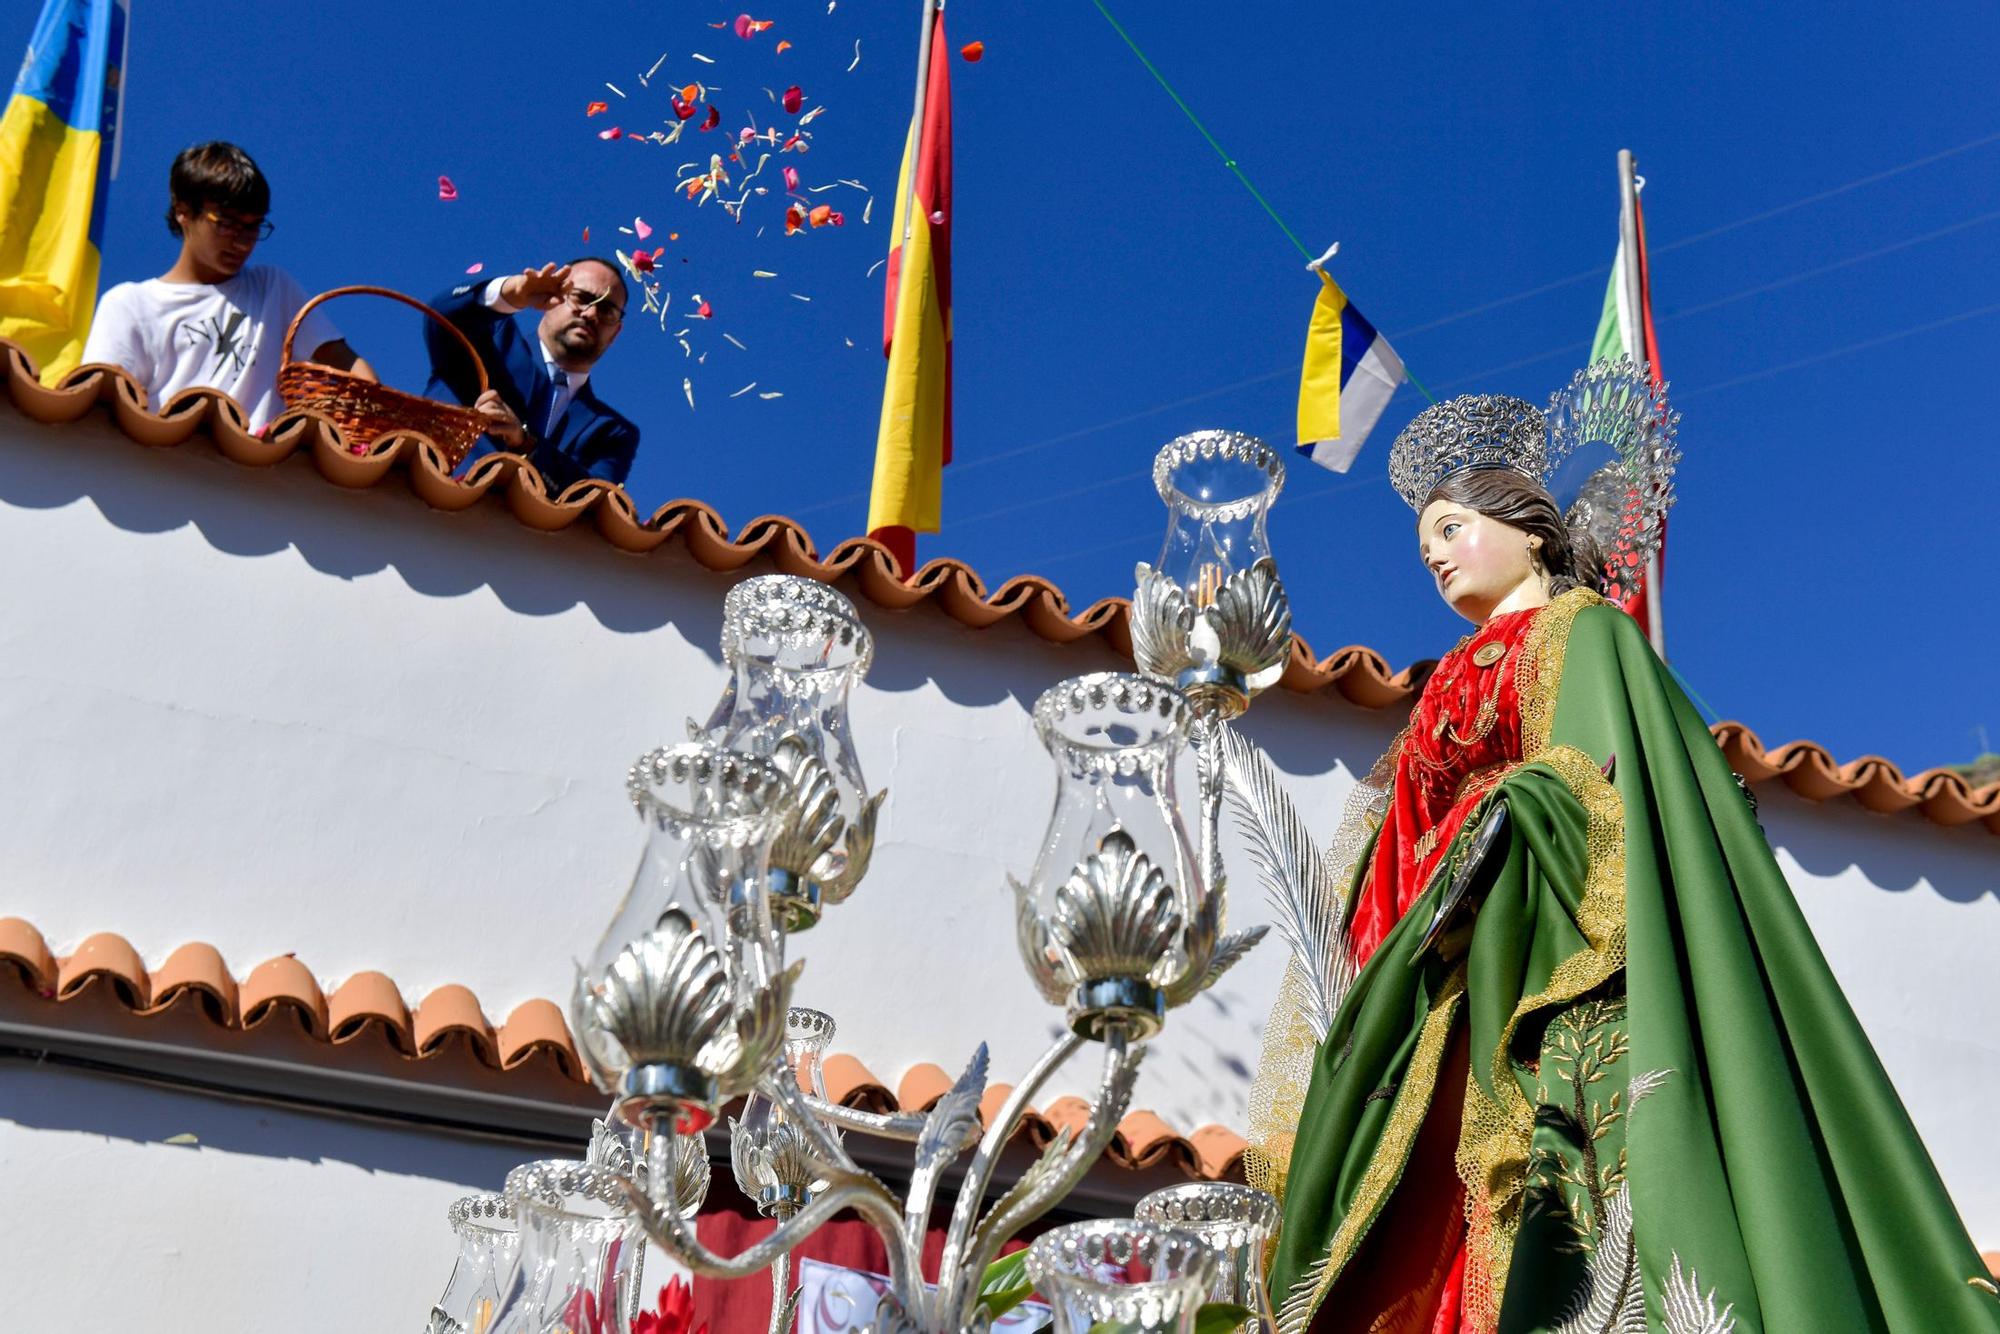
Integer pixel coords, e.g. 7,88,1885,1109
867,6,952,577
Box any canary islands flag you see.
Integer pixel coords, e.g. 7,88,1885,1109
0,0,129,385
1296,269,1405,473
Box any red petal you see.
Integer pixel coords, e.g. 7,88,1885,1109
598,126,623,140
960,40,985,62
808,204,832,227
776,39,792,52
700,104,721,130
696,300,714,318
586,100,609,116
671,95,696,121
827,210,844,226
436,175,458,201
734,13,753,38
781,84,803,113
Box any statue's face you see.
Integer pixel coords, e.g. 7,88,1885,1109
1417,498,1542,625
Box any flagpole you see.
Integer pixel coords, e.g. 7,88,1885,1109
898,0,940,248
1617,149,1668,658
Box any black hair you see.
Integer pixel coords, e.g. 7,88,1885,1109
563,256,630,308
1421,468,1608,597
165,142,270,238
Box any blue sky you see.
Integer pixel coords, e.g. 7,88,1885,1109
75,0,2000,773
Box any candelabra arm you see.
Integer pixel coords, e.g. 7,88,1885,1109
767,1069,863,1175
946,1028,1145,1327
933,1029,1085,1297
623,1173,914,1295
768,1247,799,1334
798,1093,928,1142
1192,716,1229,914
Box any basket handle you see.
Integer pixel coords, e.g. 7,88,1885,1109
282,284,490,397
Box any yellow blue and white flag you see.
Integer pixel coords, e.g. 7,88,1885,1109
1296,268,1405,473
0,0,130,384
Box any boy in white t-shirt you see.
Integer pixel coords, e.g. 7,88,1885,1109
81,142,376,430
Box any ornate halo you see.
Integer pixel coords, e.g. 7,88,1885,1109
1386,395,1548,511
1544,356,1679,600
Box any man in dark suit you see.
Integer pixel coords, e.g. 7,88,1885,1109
425,258,641,489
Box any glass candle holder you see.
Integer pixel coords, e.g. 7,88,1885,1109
1151,431,1283,610
487,1161,644,1334
729,1007,837,1217
428,1194,519,1334
1016,673,1197,1039
1025,1218,1219,1334
1135,1183,1280,1332
702,575,878,930
577,742,788,1133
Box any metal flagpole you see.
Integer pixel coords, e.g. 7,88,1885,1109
1618,149,1668,657
897,0,940,248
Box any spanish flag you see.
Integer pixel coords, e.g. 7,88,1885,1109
0,0,130,384
867,2,952,577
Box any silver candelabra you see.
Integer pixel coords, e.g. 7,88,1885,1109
425,430,1322,1334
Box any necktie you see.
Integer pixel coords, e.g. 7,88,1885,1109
536,368,568,439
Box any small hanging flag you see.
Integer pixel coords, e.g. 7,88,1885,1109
1297,264,1406,473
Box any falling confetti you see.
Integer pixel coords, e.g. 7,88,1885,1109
752,270,777,278
724,333,748,350
642,52,670,83
863,196,873,224
960,40,985,62
164,1133,200,1146
730,382,757,397
691,52,716,64
586,100,609,116
606,82,627,97
758,391,783,400
599,126,624,140
776,39,792,53
582,226,590,242
437,175,458,201
847,40,862,72
866,258,886,278
465,261,484,274
682,378,695,409
789,293,811,302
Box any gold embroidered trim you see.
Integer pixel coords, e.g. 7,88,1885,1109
1516,588,1603,758
1452,743,1628,1334
1275,967,1467,1334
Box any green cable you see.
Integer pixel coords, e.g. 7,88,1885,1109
1088,0,1315,264
1089,0,1438,405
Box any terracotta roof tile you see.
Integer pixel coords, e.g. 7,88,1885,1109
0,918,1243,1181
5,345,1993,837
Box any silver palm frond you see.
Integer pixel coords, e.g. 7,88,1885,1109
1050,830,1184,985
1552,1183,1646,1334
1208,557,1292,689
910,1045,989,1206
424,1309,462,1334
704,957,805,1092
820,788,886,905
766,734,845,882
1661,1254,1738,1334
572,908,735,1092
1010,874,1069,1005
731,1111,822,1201
1130,562,1198,680
1215,722,1353,1041
667,1127,712,1218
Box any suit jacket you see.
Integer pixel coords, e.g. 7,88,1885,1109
424,281,640,490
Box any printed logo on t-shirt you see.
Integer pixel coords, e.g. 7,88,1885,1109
183,309,252,377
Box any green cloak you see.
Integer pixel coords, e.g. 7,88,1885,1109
1266,594,2000,1333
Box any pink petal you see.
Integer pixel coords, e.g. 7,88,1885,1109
782,165,800,192
465,261,484,274
436,175,458,201
734,13,753,38
781,85,803,113
635,217,653,240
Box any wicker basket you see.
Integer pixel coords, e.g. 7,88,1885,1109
276,285,490,466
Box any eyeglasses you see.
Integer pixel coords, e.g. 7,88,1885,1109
563,287,625,325
199,211,276,241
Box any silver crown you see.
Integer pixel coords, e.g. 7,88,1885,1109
1387,394,1549,510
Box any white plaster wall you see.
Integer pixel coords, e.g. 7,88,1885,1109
1,411,1997,1247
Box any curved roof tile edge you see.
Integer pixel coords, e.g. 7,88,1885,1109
4,345,1994,837
0,918,1246,1182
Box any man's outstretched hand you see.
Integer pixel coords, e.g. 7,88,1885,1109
499,262,573,312
474,389,527,449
